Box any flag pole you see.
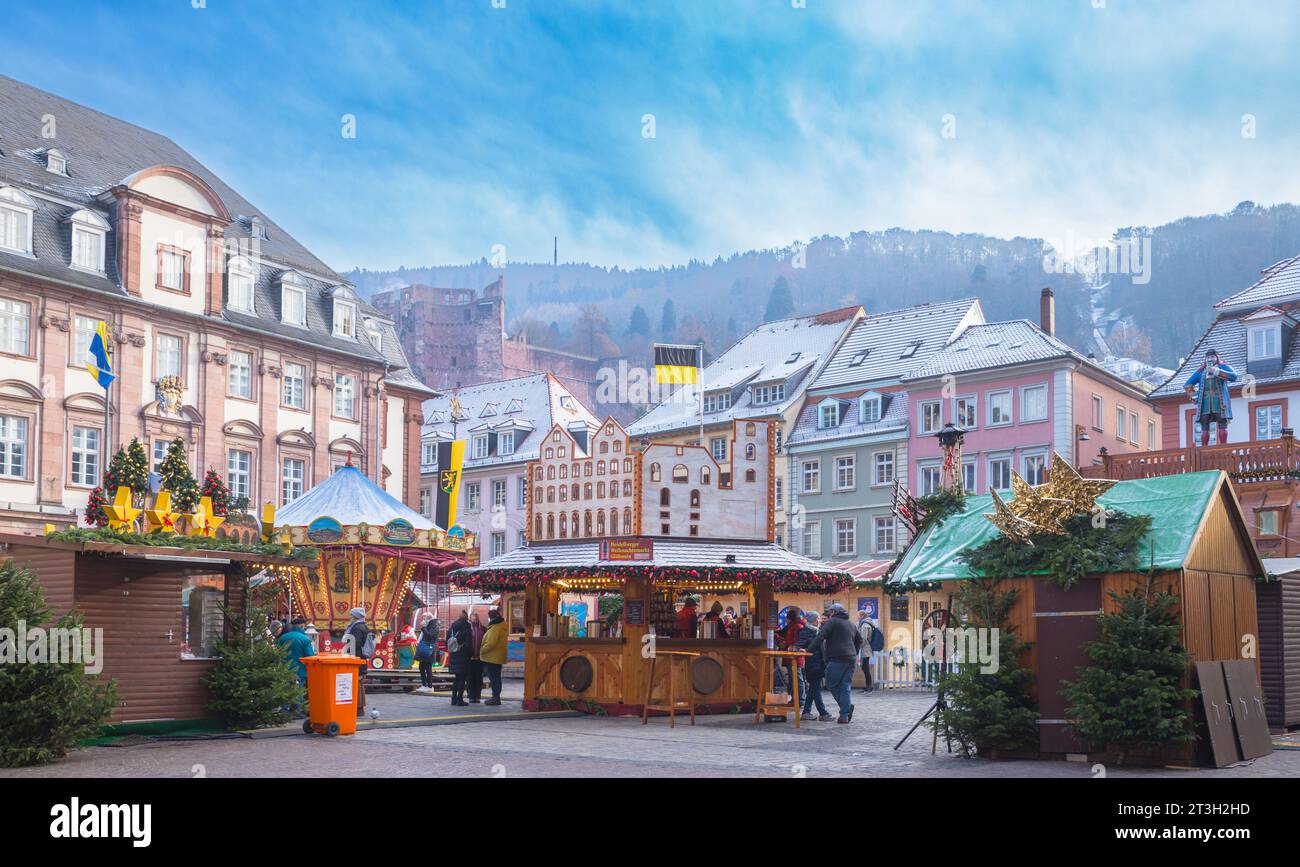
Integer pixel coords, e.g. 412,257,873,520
696,341,704,446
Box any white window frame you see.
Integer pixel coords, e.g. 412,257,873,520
491,531,506,558
1020,384,1048,423
1249,325,1281,361
873,515,896,555
70,425,100,487
919,400,942,434
281,457,305,504
155,333,183,381
228,350,253,399
834,517,857,557
333,299,356,339
492,479,507,509
0,187,36,255
0,414,28,479
702,391,731,414
802,519,822,558
819,400,842,429
801,459,821,494
1147,419,1156,450
988,454,1012,491
1023,451,1048,486
333,373,356,418
1129,411,1139,445
227,448,252,502
955,395,977,430
498,430,515,456
421,441,438,469
464,482,481,511
860,394,882,424
872,450,895,486
45,150,67,175
283,362,306,409
280,275,308,327
471,434,490,460
0,297,31,355
159,247,187,292
1091,394,1103,430
961,459,977,493
1256,404,1284,440
1115,406,1127,442
918,462,941,496
987,390,1012,426
227,258,256,313
710,437,727,461
69,211,109,274
833,454,856,491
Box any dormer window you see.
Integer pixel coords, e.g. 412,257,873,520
67,209,109,274
0,186,36,255
333,298,356,339
1250,325,1280,360
226,255,255,313
752,382,785,406
860,393,882,423
499,431,515,456
818,398,842,429
45,149,67,175
363,318,382,350
279,272,308,327
703,390,731,414
249,216,267,240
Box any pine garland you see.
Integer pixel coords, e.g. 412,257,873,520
961,511,1153,591
456,564,853,594
45,527,319,562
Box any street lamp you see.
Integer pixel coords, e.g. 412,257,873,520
935,423,965,491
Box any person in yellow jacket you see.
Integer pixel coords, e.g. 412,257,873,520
478,608,508,705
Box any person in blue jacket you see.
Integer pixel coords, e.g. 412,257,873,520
1184,348,1238,446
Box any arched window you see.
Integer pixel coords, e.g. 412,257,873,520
700,466,711,485
650,463,661,481
597,461,605,475
547,486,555,503
534,515,543,540
559,464,568,479
610,509,619,535
571,483,580,500
745,469,757,482
660,487,671,506
597,510,606,535
623,480,632,496
547,465,555,480
624,458,633,473
614,440,622,452
672,464,689,483
584,462,593,477
623,507,633,531
745,444,756,460
597,481,606,498
559,513,568,538
690,489,701,508
745,422,756,436
534,466,543,481
559,486,568,502
584,511,593,536
584,483,593,500
572,511,580,536
600,441,609,454
609,460,618,475
547,514,555,539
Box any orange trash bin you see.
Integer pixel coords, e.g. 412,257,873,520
302,653,366,736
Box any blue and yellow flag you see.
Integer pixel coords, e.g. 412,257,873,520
86,320,115,389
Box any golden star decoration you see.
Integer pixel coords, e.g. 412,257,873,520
186,495,226,538
984,453,1116,544
104,486,141,532
144,490,180,535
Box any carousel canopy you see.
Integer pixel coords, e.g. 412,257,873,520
890,470,1246,585
277,465,441,532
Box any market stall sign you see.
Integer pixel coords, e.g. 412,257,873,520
382,518,416,545
307,516,343,543
624,599,646,626
599,539,654,561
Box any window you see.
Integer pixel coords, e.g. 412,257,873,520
73,316,99,368
499,431,515,456
1021,385,1047,422
71,225,105,272
848,349,870,367
157,245,188,292
471,434,490,460
491,532,506,558
45,150,67,174
988,390,1012,426
70,425,100,486
281,281,307,327
1129,412,1139,444
920,400,941,434
988,456,1012,490
283,362,306,409
834,455,856,490
0,297,30,355
155,333,182,380
518,478,528,508
1023,453,1047,485
900,340,921,358
1256,404,1284,440
181,573,225,660
0,187,35,254
874,516,896,554
801,460,821,494
775,477,783,508
1251,326,1280,360
710,437,727,461
465,482,481,511
228,350,253,399
919,464,941,496
702,391,731,414
1258,510,1280,536
819,401,841,429
227,261,255,312
953,395,977,430
1091,394,1103,430
860,394,881,423
281,458,305,504
419,488,432,517
227,449,251,502
333,373,355,418
153,438,170,472
492,479,507,508
873,451,895,485
752,382,785,405
1147,419,1156,449
802,520,822,558
835,518,856,556
333,299,356,338
961,460,977,492
890,595,910,621
1115,406,1127,441
0,415,27,478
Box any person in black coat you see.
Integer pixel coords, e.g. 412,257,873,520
417,617,441,689
344,607,371,717
798,613,831,720
446,611,473,706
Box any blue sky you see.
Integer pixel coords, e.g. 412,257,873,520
4,0,1300,271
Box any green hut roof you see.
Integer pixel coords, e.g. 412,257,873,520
890,471,1228,584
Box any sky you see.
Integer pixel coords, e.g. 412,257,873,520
4,0,1300,272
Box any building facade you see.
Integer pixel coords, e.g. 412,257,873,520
626,305,865,548
0,76,431,533
418,372,599,561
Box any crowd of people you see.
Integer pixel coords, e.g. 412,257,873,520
780,604,883,724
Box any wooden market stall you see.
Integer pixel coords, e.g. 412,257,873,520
451,536,850,714
889,467,1266,760
0,533,307,727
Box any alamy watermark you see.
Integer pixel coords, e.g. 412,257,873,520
0,620,104,674
1043,231,1152,285
920,625,999,674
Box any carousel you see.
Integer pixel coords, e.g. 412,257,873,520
271,458,476,670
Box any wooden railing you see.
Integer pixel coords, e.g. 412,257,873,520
1084,434,1299,484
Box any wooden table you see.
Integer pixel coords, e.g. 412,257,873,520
755,650,811,728
642,650,702,727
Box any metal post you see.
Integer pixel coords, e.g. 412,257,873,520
696,342,704,447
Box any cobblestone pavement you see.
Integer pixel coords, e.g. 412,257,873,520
3,689,1296,778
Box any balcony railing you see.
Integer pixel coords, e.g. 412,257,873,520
1082,434,1299,484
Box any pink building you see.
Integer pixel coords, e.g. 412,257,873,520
902,291,1160,495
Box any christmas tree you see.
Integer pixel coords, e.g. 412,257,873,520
1061,574,1198,764
202,601,304,731
0,560,117,766
200,468,232,517
83,437,151,527
158,437,200,514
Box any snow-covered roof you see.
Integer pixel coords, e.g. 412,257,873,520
1148,310,1300,398
1214,255,1300,311
627,306,863,437
277,465,439,530
787,390,909,448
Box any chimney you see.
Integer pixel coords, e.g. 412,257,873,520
1040,287,1055,337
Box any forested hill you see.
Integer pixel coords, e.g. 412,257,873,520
343,202,1300,369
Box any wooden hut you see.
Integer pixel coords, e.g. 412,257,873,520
889,469,1265,758
0,533,304,729
1258,559,1300,730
